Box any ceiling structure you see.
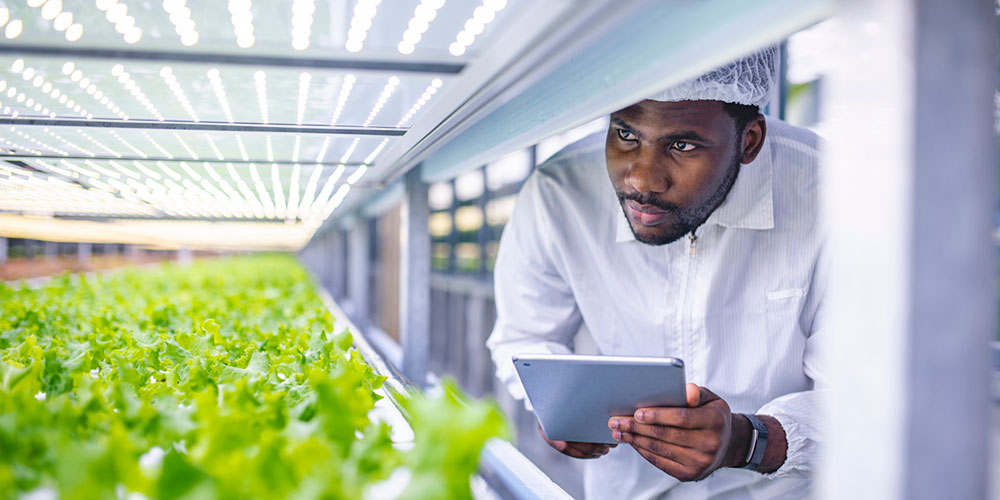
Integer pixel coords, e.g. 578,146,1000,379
0,0,832,251
0,0,512,249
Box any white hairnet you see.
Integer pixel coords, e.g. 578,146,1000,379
646,46,778,109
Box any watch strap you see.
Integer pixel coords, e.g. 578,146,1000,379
740,414,768,470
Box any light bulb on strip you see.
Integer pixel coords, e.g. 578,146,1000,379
449,0,506,56
271,163,286,219
345,0,381,53
253,70,268,124
397,0,444,55
206,69,235,123
286,163,301,221
295,72,311,125
172,133,199,160
235,135,250,161
110,131,148,158
328,74,356,126
76,129,121,157
15,61,96,118
44,129,95,156
298,164,322,214
204,134,225,161
396,78,443,127
141,132,173,159
113,67,164,120
362,76,399,127
95,0,141,44
162,0,200,47
228,0,256,48
290,0,315,51
159,66,199,122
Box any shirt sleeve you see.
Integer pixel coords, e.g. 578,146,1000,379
756,243,828,478
485,171,583,403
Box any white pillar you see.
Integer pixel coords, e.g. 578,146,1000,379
400,168,431,385
819,0,995,498
348,218,371,321
0,237,8,264
78,242,91,264
44,241,56,260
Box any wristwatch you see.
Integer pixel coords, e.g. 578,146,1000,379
740,414,768,470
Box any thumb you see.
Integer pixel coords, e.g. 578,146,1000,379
687,383,720,407
686,383,700,407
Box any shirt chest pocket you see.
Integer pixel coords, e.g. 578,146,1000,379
766,287,806,338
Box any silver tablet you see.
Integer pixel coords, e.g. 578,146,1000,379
512,353,686,444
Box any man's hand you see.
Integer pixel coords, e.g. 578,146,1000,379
608,383,744,482
538,423,616,459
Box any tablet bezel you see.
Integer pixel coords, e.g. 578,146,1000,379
512,353,687,445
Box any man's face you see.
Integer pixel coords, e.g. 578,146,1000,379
605,99,761,246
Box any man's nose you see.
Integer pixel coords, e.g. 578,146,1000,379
624,150,669,193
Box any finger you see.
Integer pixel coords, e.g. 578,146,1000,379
686,383,700,408
551,440,603,459
567,442,611,455
630,406,715,429
609,417,701,448
614,431,705,470
694,385,721,407
566,441,611,457
632,445,701,482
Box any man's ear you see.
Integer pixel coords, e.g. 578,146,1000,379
740,115,767,164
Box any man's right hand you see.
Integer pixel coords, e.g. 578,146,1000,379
538,423,615,459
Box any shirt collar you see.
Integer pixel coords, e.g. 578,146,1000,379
614,138,774,244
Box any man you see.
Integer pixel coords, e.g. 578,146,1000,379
487,46,823,499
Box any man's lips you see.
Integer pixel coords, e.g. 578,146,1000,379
624,199,671,226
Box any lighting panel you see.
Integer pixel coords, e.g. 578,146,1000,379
0,0,523,250
0,1,516,56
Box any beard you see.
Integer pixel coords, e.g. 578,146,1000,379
617,150,742,246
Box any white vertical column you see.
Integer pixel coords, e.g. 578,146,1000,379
348,217,371,321
400,168,431,385
78,242,91,264
0,237,9,264
44,241,56,260
820,0,995,498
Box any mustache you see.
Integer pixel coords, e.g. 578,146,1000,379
617,191,680,212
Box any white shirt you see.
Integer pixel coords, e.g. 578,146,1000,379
487,118,825,500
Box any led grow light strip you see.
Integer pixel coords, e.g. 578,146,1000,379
296,72,311,125
95,0,142,44
345,0,381,53
159,67,199,122
253,71,268,124
228,0,256,48
0,8,23,41
27,0,83,42
173,133,199,160
362,76,399,127
162,0,199,47
111,65,164,121
63,62,125,119
396,78,443,126
77,129,121,157
397,0,445,55
291,0,315,51
449,0,507,56
328,74,356,125
43,128,94,156
207,69,235,123
10,60,92,118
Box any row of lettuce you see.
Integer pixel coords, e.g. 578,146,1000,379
0,255,508,500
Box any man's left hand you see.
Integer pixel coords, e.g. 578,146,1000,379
608,383,743,482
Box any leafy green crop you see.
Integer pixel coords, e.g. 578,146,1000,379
0,255,508,500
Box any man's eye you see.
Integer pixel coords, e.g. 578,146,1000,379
617,129,636,141
673,141,696,152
